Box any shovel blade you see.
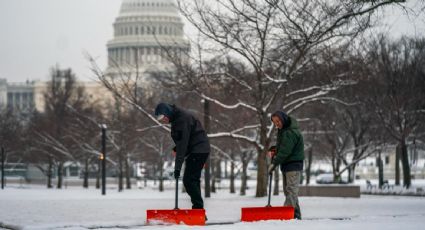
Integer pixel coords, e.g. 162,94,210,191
241,206,294,222
146,209,206,225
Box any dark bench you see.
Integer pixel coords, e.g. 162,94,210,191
382,180,394,190
366,180,377,190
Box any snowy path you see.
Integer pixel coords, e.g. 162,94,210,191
1,184,425,230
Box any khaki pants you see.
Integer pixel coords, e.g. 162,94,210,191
282,170,302,219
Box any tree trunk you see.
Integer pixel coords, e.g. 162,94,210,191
211,158,216,193
96,159,100,189
334,157,342,182
47,156,53,189
83,157,89,188
348,164,356,184
240,153,248,196
348,166,353,184
153,164,157,186
159,160,164,192
400,139,411,188
224,159,228,179
306,148,312,185
118,155,123,192
395,144,401,186
216,159,222,189
57,161,63,189
273,167,279,195
125,155,131,189
230,155,235,194
256,120,268,197
378,153,384,189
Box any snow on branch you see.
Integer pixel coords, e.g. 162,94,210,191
224,73,254,90
284,89,329,111
264,73,288,84
302,130,336,135
230,124,261,134
86,53,171,133
139,138,160,153
208,132,262,149
210,144,237,162
199,93,257,112
35,131,75,160
286,85,324,97
136,125,168,132
286,95,356,114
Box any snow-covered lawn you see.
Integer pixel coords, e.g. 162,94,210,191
1,181,425,230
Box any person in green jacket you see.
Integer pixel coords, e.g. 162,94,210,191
268,110,304,219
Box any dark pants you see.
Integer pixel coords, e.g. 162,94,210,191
183,152,209,209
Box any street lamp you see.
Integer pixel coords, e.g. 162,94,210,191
101,124,107,195
202,99,211,198
1,147,4,190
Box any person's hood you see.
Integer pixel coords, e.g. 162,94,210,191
271,111,299,130
287,116,299,130
154,103,175,120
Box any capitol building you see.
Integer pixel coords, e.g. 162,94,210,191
106,0,190,80
0,0,189,113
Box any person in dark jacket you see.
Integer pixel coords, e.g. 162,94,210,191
154,103,210,209
268,111,304,219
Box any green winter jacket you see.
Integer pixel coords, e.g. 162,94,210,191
272,116,304,166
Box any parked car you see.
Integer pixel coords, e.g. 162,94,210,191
316,173,334,184
316,173,348,184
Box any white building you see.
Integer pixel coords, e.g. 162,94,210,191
106,0,190,83
0,79,35,113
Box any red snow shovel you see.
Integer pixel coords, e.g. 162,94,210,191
241,160,294,222
146,178,206,225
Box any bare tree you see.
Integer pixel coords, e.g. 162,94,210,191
365,36,425,188
30,66,90,188
0,108,25,180
88,0,410,196
170,0,407,196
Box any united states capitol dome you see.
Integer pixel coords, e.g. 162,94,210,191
106,0,190,79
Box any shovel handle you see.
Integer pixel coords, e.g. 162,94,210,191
267,172,273,207
175,178,179,210
267,156,275,207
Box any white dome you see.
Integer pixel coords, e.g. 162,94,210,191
106,0,190,80
119,0,179,17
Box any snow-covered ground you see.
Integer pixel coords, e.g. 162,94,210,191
1,181,425,230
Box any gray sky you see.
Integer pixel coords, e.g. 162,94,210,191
0,0,122,82
0,0,424,83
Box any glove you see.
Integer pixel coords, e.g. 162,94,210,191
267,145,277,158
174,169,180,179
268,164,276,175
172,146,177,157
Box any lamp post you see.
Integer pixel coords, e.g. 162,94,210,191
1,147,4,189
101,124,107,195
202,99,211,198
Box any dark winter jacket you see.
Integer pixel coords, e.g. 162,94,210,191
271,112,304,172
169,105,210,172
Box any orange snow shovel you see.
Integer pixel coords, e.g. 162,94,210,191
146,178,206,225
241,158,294,222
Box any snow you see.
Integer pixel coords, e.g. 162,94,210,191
1,181,425,230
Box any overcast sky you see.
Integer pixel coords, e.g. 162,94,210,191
0,0,424,83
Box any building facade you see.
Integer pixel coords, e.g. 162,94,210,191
0,78,113,114
0,79,36,114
